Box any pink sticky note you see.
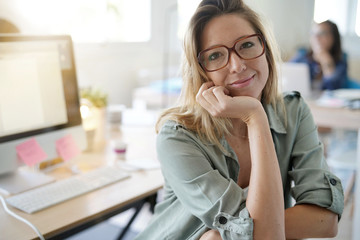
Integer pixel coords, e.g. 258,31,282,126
56,134,81,161
16,138,48,166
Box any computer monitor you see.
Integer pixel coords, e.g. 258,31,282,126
0,34,86,194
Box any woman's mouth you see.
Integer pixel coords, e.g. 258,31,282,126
229,75,254,88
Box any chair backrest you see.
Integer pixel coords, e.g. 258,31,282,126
280,62,312,98
343,78,360,89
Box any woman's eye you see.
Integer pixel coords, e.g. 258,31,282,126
240,41,254,49
208,52,222,61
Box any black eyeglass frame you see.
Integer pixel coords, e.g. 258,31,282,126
197,33,266,72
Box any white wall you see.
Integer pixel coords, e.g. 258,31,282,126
1,0,359,107
0,0,181,107
73,42,165,107
245,0,315,60
73,0,182,107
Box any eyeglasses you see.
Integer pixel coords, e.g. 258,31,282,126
198,34,266,72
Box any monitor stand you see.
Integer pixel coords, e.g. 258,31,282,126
0,169,55,195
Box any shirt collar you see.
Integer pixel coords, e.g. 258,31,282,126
220,137,237,158
263,101,287,134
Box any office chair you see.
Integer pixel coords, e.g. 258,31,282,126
343,78,360,89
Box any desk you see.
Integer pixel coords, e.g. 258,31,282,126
0,125,164,240
307,101,360,240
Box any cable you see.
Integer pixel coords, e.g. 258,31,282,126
0,195,45,240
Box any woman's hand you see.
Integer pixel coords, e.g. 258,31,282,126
313,50,335,75
199,229,222,240
196,81,262,123
312,49,334,66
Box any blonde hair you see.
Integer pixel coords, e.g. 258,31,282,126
156,0,284,150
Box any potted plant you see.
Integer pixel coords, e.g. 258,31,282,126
80,87,108,150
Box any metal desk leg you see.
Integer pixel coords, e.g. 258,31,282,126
116,200,146,240
117,193,158,240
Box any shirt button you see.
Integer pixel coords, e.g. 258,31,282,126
330,178,337,186
219,216,227,224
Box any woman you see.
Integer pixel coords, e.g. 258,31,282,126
135,0,344,239
291,20,347,90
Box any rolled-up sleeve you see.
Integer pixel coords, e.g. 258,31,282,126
157,123,253,239
213,208,253,239
288,99,344,216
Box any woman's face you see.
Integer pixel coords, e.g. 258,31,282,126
200,14,269,99
311,23,334,52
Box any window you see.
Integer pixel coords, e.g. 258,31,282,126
15,0,151,42
314,0,360,37
356,0,360,36
313,0,349,34
177,0,201,39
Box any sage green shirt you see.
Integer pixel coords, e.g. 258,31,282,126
135,92,344,240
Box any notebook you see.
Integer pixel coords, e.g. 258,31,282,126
279,62,312,99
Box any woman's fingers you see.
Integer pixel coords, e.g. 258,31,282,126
199,230,221,240
196,82,220,104
196,82,214,102
196,83,233,117
202,86,222,105
200,85,229,104
196,83,219,115
196,82,260,119
197,81,214,95
211,86,229,102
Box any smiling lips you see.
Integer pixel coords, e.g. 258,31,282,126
229,75,254,88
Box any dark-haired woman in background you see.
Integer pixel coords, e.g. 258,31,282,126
291,20,347,90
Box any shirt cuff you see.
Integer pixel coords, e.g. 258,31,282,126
325,173,344,219
213,208,253,240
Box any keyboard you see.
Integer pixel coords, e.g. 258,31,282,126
6,166,130,214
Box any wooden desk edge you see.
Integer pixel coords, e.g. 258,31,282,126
307,100,360,130
1,169,164,240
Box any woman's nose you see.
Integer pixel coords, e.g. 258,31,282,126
228,51,246,72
